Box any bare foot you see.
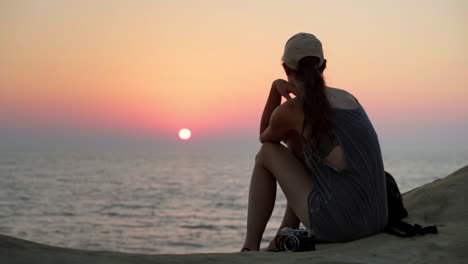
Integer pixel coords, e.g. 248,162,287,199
240,247,251,252
240,244,259,252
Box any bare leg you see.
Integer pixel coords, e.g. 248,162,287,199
241,161,277,251
278,203,301,230
266,203,300,250
266,141,303,250
241,142,315,251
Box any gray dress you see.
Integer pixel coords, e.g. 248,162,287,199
303,99,388,242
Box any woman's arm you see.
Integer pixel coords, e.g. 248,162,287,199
259,105,295,144
260,79,300,144
259,82,282,138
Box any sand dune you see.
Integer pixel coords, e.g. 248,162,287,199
1,165,468,264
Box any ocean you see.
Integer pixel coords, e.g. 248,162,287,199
0,148,466,254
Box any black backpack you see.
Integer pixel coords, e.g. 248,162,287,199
384,171,439,237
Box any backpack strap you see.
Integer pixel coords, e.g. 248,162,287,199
384,220,438,237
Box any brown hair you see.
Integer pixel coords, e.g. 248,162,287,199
291,56,334,154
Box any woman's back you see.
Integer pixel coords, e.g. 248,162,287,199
301,89,388,242
283,87,388,242
309,87,359,169
285,86,359,171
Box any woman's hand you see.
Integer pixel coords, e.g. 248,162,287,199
272,79,299,101
259,79,298,137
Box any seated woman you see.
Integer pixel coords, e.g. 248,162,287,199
241,32,388,252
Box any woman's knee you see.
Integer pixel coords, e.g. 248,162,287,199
255,142,282,164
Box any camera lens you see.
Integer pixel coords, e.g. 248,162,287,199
283,235,300,252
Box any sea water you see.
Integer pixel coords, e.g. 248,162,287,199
0,148,466,254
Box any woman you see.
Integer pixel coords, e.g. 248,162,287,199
241,32,388,252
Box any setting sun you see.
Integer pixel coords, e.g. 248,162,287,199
178,128,191,140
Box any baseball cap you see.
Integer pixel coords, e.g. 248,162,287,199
281,32,324,70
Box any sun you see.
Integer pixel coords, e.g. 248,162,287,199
178,128,191,140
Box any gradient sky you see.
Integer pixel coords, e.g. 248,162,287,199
1,0,467,152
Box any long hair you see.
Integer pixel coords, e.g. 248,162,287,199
293,56,334,155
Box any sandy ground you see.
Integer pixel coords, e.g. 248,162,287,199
1,165,468,264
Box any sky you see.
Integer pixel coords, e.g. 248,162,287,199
1,0,467,153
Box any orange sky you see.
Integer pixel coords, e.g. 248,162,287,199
1,0,467,149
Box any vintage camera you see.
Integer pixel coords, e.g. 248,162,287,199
275,227,315,252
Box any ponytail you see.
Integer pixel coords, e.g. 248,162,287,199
295,56,334,155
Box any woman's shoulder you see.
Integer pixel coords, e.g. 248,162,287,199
275,98,304,126
285,87,359,110
282,97,302,109
326,87,359,110
279,87,361,118
270,98,303,125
